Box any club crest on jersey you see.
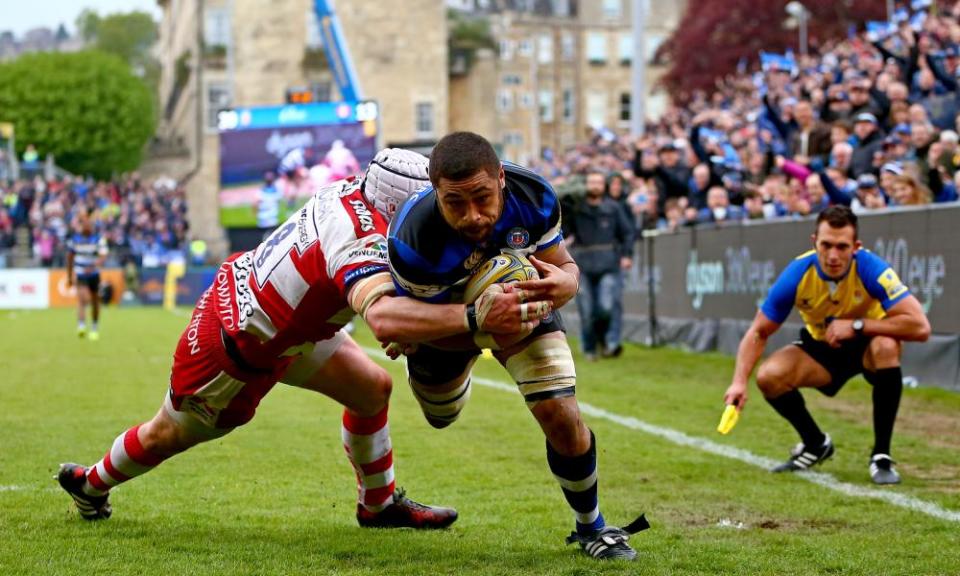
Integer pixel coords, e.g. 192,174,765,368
463,249,485,271
506,227,530,249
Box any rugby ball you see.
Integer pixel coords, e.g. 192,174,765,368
463,252,539,304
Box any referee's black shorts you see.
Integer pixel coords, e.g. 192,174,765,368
793,328,871,397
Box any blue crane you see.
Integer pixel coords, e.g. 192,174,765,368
313,0,362,101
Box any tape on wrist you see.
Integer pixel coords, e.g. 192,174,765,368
465,303,479,332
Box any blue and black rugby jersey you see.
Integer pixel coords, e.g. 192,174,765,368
67,232,108,277
760,249,910,341
388,161,562,302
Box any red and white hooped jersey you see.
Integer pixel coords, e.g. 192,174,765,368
212,178,390,368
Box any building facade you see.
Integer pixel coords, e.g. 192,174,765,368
447,0,684,164
151,0,448,254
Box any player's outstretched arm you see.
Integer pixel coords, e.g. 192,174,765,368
351,273,550,345
724,311,781,411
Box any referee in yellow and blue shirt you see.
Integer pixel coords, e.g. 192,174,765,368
723,206,930,484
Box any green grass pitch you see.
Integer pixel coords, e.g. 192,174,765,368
1,308,958,575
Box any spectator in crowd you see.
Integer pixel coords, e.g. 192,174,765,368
698,186,743,224
851,113,884,177
661,197,686,231
605,172,635,227
568,171,635,360
688,163,713,209
523,1,960,233
854,174,889,212
0,173,189,268
889,174,933,205
21,144,40,178
627,181,661,231
789,100,833,166
633,139,691,215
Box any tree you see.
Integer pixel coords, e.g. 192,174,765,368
75,9,101,44
0,51,156,179
75,10,160,95
92,11,158,72
658,0,886,101
448,10,497,74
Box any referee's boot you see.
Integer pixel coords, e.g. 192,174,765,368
869,454,901,485
772,434,834,473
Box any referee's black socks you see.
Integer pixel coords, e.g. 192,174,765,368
864,367,903,456
766,389,826,449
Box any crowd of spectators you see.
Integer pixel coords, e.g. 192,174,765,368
0,173,189,268
533,0,960,233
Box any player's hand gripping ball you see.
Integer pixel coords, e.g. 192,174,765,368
463,252,539,303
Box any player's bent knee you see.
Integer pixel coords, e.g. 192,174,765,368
348,370,392,416
531,397,588,455
408,375,472,429
504,336,577,408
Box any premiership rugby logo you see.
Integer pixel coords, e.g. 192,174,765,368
506,227,530,249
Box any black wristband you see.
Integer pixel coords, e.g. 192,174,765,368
465,303,479,332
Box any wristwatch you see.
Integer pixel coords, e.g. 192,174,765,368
852,318,865,336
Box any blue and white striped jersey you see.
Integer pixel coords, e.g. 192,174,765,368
68,232,108,276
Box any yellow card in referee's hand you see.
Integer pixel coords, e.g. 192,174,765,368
717,404,740,435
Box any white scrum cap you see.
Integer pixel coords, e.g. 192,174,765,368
363,148,430,220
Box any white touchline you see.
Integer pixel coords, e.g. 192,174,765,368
362,346,960,524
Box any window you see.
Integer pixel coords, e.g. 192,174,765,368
554,0,571,17
499,39,514,60
538,35,553,64
504,132,524,145
647,34,665,63
311,81,332,102
586,91,606,128
206,82,232,130
620,92,631,122
497,89,514,112
562,88,575,123
648,90,668,119
305,8,322,49
520,92,535,109
586,32,607,64
204,7,231,48
618,33,632,65
561,32,575,61
603,0,622,19
415,102,435,139
539,90,554,122
502,74,522,86
518,39,533,57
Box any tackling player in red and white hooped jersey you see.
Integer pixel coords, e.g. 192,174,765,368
56,148,551,529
